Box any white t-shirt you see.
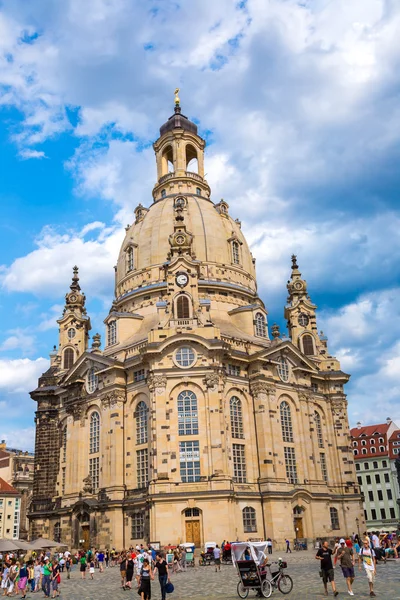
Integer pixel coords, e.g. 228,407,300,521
360,547,375,571
213,547,221,559
371,535,380,548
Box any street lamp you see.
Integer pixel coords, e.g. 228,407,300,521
355,518,360,539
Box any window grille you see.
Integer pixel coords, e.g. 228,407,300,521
108,321,117,346
134,369,146,382
320,452,328,482
131,512,145,539
232,444,246,483
277,357,289,382
89,457,100,492
127,247,134,272
176,347,195,367
136,401,148,445
136,449,149,488
179,441,200,483
255,313,267,337
227,364,240,376
330,507,339,530
87,367,98,393
176,296,190,319
178,391,198,435
232,241,240,264
62,427,67,462
230,396,244,439
62,467,66,495
90,412,100,454
280,401,294,442
302,334,314,356
63,348,74,369
243,507,257,533
284,447,298,484
314,412,323,448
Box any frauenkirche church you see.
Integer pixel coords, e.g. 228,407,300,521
29,96,363,549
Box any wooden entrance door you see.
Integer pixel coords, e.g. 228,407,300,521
81,525,90,550
294,517,303,539
185,520,201,547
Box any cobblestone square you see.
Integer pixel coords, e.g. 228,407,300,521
52,551,400,599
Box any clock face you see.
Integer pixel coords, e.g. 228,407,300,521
176,273,189,287
298,313,309,327
69,294,77,302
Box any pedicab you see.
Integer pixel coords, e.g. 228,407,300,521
180,542,195,567
232,542,272,598
199,541,216,566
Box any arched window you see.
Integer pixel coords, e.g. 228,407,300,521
330,507,339,530
361,440,366,446
90,412,100,454
353,449,358,455
161,145,174,175
370,439,375,445
196,187,201,196
63,348,74,370
62,427,67,463
352,441,357,447
232,241,240,265
161,189,166,198
242,507,257,533
177,390,198,435
230,396,244,439
54,522,61,543
379,446,385,452
87,367,98,394
255,313,267,338
314,411,323,448
302,334,314,356
176,295,190,319
136,401,148,445
186,144,198,173
371,447,376,453
280,401,293,442
108,321,117,346
362,448,367,454
127,247,134,272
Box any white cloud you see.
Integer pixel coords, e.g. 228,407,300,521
0,329,36,355
19,149,47,159
0,357,48,394
1,222,124,299
0,427,35,451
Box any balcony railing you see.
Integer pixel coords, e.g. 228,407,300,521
158,171,204,185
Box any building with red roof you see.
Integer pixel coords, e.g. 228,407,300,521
0,476,21,539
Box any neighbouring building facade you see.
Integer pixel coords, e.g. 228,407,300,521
0,443,34,539
0,477,21,539
29,99,363,550
351,419,400,532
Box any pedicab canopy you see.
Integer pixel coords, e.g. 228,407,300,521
231,542,268,565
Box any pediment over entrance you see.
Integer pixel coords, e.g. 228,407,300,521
61,352,121,386
252,340,319,373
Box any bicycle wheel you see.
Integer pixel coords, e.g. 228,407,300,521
237,581,249,599
261,579,273,598
278,574,293,594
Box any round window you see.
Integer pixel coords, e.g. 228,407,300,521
67,328,76,340
175,346,196,368
277,357,290,382
86,367,98,394
298,314,309,327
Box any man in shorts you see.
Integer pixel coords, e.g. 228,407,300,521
213,545,221,572
336,538,355,595
358,537,377,597
316,540,339,597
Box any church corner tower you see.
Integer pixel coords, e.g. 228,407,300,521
29,95,363,550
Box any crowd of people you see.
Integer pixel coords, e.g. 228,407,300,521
315,531,400,597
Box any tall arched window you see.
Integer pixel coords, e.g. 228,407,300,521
314,411,324,448
89,411,100,493
330,507,339,530
63,348,74,370
127,247,134,272
302,334,314,356
108,321,117,346
242,507,257,533
230,396,244,439
90,412,100,454
280,401,293,442
176,295,190,319
136,401,149,445
177,390,198,435
255,313,267,338
62,426,67,463
54,522,61,543
232,241,240,264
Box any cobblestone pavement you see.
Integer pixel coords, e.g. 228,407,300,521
48,551,399,599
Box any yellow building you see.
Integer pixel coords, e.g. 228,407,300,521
29,99,363,550
0,477,21,540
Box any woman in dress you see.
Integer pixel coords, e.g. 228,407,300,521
139,558,153,600
125,556,134,590
17,561,27,599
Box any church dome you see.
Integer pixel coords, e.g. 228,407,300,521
115,194,256,303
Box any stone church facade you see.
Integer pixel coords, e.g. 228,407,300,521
29,99,363,550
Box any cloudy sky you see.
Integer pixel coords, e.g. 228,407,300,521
1,0,399,450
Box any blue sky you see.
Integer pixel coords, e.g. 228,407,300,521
1,0,400,450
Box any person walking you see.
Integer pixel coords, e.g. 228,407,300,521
267,539,272,555
153,553,170,600
316,540,339,597
17,561,28,599
336,538,355,596
89,560,95,580
285,539,292,553
119,553,127,590
51,560,60,599
138,558,153,600
125,556,134,590
358,537,377,597
213,545,221,572
42,558,52,598
180,546,187,571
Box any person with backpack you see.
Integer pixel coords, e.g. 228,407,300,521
358,537,377,597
